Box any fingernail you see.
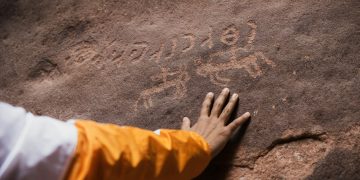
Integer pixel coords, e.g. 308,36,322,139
223,88,229,93
244,112,251,118
232,93,238,99
208,92,214,97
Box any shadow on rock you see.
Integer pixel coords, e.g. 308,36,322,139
306,148,360,180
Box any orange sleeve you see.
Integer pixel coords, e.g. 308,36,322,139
66,120,211,180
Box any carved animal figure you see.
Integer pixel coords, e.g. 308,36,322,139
196,51,275,86
195,20,275,86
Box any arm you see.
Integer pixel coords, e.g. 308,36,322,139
0,102,77,180
0,88,250,180
66,88,250,179
0,102,209,180
66,120,211,180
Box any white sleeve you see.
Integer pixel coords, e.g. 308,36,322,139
0,102,78,180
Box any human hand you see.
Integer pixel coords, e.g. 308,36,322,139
181,88,251,159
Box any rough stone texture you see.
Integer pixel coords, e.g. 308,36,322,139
0,0,359,179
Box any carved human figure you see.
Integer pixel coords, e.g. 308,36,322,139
135,66,190,109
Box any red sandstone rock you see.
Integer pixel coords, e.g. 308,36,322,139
0,0,359,179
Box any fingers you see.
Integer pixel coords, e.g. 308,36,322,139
210,88,230,118
200,92,214,117
181,117,191,130
219,93,239,123
226,112,250,132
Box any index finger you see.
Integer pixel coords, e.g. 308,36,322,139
226,112,251,132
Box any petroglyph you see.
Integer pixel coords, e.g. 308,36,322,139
111,49,126,67
68,42,100,65
181,33,196,53
95,29,210,66
196,21,275,86
105,40,128,67
149,43,164,63
164,38,177,60
201,28,214,49
62,21,278,109
64,22,275,89
128,42,149,63
246,20,257,47
254,51,276,67
196,50,275,86
65,21,269,71
220,24,240,46
134,21,276,109
135,66,190,110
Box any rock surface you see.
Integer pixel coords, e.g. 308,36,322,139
0,0,359,179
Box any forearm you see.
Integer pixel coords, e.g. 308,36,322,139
1,88,249,180
66,120,211,180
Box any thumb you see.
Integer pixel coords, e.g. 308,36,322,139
181,117,191,130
